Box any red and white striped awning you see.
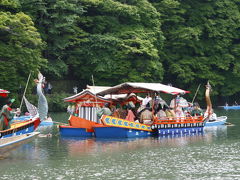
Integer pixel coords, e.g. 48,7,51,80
0,89,9,97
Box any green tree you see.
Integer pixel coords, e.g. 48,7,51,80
67,0,165,85
152,0,240,98
0,0,46,92
20,0,84,79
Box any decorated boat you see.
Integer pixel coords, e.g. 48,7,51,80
0,72,47,139
0,132,40,154
0,117,40,139
59,88,111,137
95,82,205,137
59,86,144,137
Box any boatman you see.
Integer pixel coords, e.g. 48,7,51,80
0,98,16,131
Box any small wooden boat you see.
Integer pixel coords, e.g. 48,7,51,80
204,82,228,126
221,105,240,110
205,116,227,126
0,132,39,154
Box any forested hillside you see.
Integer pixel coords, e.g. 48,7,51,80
1,0,240,102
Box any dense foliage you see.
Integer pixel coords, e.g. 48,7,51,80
1,0,240,103
0,0,46,91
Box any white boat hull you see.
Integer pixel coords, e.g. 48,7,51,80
205,116,227,126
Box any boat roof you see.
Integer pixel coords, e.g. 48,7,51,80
64,86,143,105
86,85,112,94
64,89,110,103
97,82,189,96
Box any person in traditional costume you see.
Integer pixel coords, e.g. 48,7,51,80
191,102,203,117
139,103,154,124
97,103,112,119
0,99,16,131
170,95,188,118
125,104,135,122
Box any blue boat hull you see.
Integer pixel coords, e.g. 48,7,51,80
94,127,153,138
59,126,94,137
0,118,40,139
156,127,204,136
223,106,240,110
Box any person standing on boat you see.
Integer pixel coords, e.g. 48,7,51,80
142,94,152,107
0,99,16,130
125,104,135,122
170,95,187,118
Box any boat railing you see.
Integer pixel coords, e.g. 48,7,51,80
154,116,204,125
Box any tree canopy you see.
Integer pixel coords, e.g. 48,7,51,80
0,0,46,91
1,0,240,101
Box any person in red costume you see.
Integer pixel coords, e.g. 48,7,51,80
0,98,16,131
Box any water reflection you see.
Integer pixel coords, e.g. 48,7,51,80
0,124,229,161
60,125,228,157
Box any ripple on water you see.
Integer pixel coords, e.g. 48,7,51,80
1,122,240,179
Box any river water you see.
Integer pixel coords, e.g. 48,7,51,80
0,109,239,180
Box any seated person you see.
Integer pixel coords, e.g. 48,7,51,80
155,104,167,120
118,105,128,119
140,107,153,125
165,107,176,119
191,102,203,117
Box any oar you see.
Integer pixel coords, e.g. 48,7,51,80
91,75,98,106
191,84,201,104
19,72,32,111
53,121,68,126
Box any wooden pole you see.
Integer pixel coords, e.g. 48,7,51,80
191,84,201,104
91,75,98,107
19,72,32,111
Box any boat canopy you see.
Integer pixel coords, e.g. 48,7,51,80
0,89,9,97
86,85,112,94
64,89,110,105
64,88,142,106
97,82,189,96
